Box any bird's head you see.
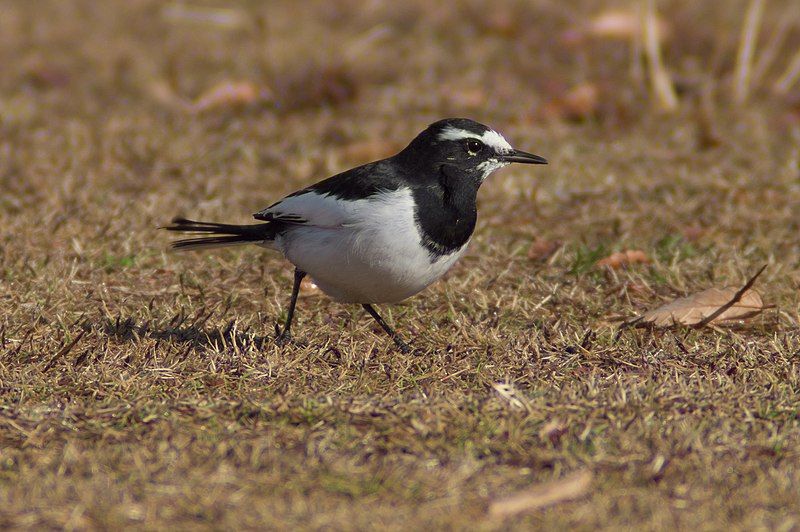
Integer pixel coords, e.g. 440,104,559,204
398,118,547,183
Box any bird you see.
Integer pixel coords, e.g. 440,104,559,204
164,118,546,352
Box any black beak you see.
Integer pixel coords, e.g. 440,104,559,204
502,149,548,165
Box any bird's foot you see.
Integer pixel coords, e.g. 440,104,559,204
273,325,309,348
392,337,413,354
274,323,293,347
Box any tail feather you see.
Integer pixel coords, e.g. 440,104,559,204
163,217,275,251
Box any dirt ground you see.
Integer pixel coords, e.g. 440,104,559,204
1,0,799,529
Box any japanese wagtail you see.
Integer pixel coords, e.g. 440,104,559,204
165,118,547,352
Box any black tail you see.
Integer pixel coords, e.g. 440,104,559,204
163,217,276,251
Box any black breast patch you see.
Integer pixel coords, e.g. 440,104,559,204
412,165,479,258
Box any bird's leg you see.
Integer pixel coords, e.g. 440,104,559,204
276,268,306,344
362,304,411,353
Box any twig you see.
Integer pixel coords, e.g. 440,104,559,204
752,4,797,81
615,315,644,340
692,264,767,328
734,0,766,104
630,1,645,88
489,470,593,518
774,47,800,95
643,0,678,111
531,283,560,313
43,330,86,372
695,80,722,149
11,327,35,358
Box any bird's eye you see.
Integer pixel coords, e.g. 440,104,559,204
465,139,483,155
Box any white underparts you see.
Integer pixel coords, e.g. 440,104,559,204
268,188,467,303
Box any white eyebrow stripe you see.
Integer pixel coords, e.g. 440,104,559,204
437,126,514,153
437,127,482,142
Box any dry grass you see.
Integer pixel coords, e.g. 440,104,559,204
1,0,800,529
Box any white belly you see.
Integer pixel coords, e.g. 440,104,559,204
273,189,467,303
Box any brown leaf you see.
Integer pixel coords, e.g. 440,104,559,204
489,470,592,518
480,9,520,37
527,238,562,262
161,4,249,30
147,79,188,109
300,277,321,295
25,61,70,89
191,81,271,113
559,83,600,121
596,250,651,269
640,286,764,327
274,64,357,111
586,9,671,42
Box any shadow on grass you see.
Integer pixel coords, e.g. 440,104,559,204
91,312,274,351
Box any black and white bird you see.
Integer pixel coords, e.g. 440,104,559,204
164,118,546,352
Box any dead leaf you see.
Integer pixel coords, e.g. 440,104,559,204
624,281,654,297
25,61,70,89
596,250,650,269
191,81,271,113
489,470,592,518
617,266,769,336
161,4,249,30
147,79,189,109
480,9,519,37
300,277,320,295
274,64,357,110
586,9,671,42
542,82,600,122
563,83,600,120
561,10,670,48
527,238,562,261
640,286,764,327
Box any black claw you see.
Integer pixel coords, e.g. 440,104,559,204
395,340,412,354
275,330,292,346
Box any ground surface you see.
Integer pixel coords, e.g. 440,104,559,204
1,0,799,529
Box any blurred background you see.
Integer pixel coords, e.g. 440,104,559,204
2,0,799,225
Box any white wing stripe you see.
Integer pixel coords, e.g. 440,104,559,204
258,189,410,228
